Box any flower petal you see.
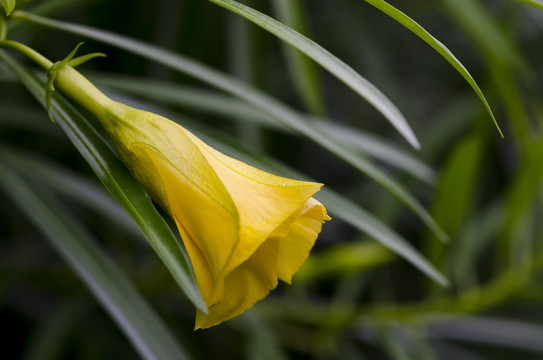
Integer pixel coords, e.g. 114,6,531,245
185,131,323,275
276,198,330,283
134,141,239,305
195,237,280,329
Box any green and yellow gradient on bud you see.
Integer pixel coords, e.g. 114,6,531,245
1,0,16,16
1,41,330,329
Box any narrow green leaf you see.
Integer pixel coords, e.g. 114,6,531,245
430,136,483,239
0,102,62,136
296,242,395,281
449,200,503,288
11,11,447,242
208,0,419,148
168,113,448,286
1,147,140,237
1,51,207,313
516,0,543,10
92,75,435,183
424,135,483,290
241,312,288,360
1,0,15,15
317,189,448,286
441,0,527,72
99,88,447,286
271,0,325,116
430,316,543,353
0,157,190,360
102,90,446,285
23,301,89,360
363,0,502,137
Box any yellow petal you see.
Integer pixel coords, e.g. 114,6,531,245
276,198,330,283
195,237,280,329
134,141,239,305
185,131,323,276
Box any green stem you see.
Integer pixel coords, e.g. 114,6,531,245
0,39,53,69
0,39,112,118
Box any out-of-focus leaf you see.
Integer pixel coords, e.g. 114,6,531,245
501,140,543,262
8,0,100,34
362,0,502,137
165,108,449,286
424,135,482,289
209,0,420,149
241,312,287,360
272,0,324,116
378,326,414,360
23,301,89,360
448,200,503,288
430,136,483,239
441,0,527,72
1,51,206,312
0,156,191,360
1,147,140,237
109,90,448,286
92,74,435,184
1,0,15,15
516,0,543,11
429,316,543,353
0,102,62,136
12,11,447,242
296,242,395,281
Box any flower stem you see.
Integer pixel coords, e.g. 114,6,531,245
0,39,113,118
0,39,53,69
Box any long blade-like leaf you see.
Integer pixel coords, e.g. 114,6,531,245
516,0,543,10
208,0,419,148
1,51,207,313
0,156,191,360
104,93,447,285
362,0,503,137
93,75,435,184
1,147,140,237
272,0,325,116
11,11,446,241
162,109,448,286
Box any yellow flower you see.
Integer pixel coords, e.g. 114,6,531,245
53,65,330,329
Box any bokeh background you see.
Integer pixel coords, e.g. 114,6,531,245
2,0,543,359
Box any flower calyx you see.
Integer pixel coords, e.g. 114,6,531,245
45,42,105,121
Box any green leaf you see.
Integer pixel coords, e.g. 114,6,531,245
0,51,207,313
0,156,191,360
441,0,528,72
92,75,435,184
362,0,502,138
11,11,447,242
23,301,89,360
516,0,543,10
208,0,419,148
1,147,141,237
167,113,448,286
271,0,325,116
430,316,543,353
100,87,447,286
430,136,483,239
296,242,395,281
100,90,446,285
424,135,483,289
1,0,15,15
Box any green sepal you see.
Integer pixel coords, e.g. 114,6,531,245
69,52,106,68
1,0,15,16
45,42,85,121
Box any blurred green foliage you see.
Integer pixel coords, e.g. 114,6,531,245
2,0,543,359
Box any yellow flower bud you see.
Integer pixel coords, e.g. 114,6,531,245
55,64,330,329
